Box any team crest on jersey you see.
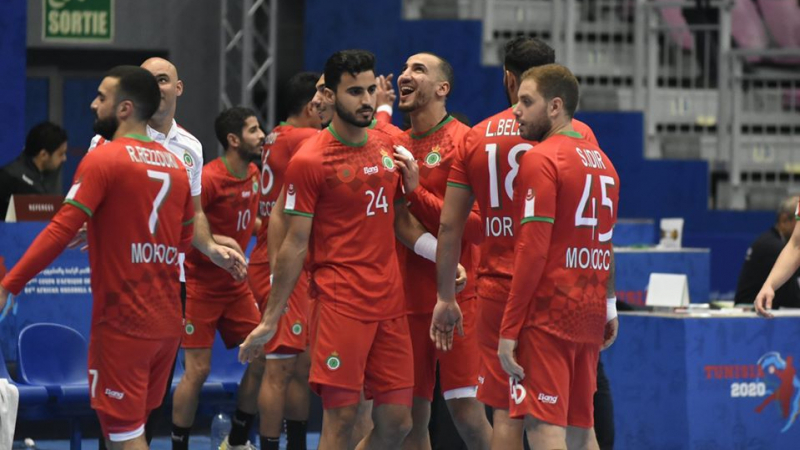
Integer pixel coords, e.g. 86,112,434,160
326,352,341,371
380,149,395,172
183,152,195,168
252,176,258,193
337,164,356,183
423,146,442,168
265,131,278,145
524,188,536,217
185,321,195,335
291,321,303,336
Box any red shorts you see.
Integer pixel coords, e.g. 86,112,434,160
509,326,599,428
476,298,509,410
308,301,414,401
249,263,310,355
407,298,480,402
88,327,179,441
182,287,261,349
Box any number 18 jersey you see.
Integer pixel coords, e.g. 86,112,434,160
448,107,598,303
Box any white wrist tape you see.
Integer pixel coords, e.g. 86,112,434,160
414,232,438,262
377,104,393,117
607,297,618,322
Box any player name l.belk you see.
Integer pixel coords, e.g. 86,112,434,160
131,242,180,265
484,118,520,137
125,145,181,169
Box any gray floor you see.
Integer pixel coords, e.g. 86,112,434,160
11,434,321,449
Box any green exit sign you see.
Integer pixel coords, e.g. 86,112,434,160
43,0,114,42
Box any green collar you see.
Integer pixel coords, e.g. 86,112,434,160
327,124,368,147
557,130,583,138
124,133,153,142
221,156,248,179
368,119,378,129
279,121,289,126
411,115,453,140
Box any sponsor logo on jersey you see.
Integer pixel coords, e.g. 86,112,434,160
183,152,195,168
537,393,559,404
509,377,526,405
423,146,442,168
285,184,297,211
185,321,195,335
363,165,379,175
105,388,125,400
337,164,356,183
291,321,303,336
326,352,341,371
380,149,395,172
524,188,535,218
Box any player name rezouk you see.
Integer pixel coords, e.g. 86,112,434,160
131,242,180,265
565,247,612,270
125,145,180,169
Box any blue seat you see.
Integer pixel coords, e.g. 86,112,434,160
0,346,49,407
206,334,246,394
17,323,89,403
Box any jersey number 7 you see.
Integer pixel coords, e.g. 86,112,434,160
147,170,171,235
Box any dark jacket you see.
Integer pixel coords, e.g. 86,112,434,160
735,227,800,308
0,154,61,219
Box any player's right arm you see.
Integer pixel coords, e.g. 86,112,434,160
0,153,108,310
267,186,288,271
755,214,800,317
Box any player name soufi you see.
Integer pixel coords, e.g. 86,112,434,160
484,118,521,137
125,145,181,169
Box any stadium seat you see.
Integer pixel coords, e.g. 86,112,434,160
206,334,246,395
0,346,48,409
731,0,769,63
17,323,89,403
757,0,800,64
656,0,694,50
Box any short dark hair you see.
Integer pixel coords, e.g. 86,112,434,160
24,122,68,159
215,106,258,148
521,64,580,118
324,49,376,92
503,37,556,81
104,65,161,121
284,71,321,117
420,52,455,98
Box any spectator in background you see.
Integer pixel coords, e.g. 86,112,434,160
0,122,68,219
737,196,800,309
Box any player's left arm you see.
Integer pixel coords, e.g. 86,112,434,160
191,195,247,281
406,185,484,245
602,250,619,350
498,151,557,380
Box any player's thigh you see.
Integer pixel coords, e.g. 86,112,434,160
364,315,414,398
438,299,480,398
510,327,575,427
218,289,261,348
264,277,310,356
146,337,180,412
308,302,378,395
406,312,436,401
475,299,509,409
566,343,600,429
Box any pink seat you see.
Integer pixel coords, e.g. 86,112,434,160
656,1,694,50
732,0,769,63
757,0,800,64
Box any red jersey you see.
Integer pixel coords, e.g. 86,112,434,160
370,117,406,141
399,116,477,314
184,157,260,296
250,123,319,265
55,136,192,338
283,126,405,320
448,107,598,303
500,131,619,344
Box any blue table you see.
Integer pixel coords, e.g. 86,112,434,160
604,311,800,449
615,247,710,305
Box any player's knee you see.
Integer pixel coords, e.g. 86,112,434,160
245,356,266,378
446,396,483,428
183,359,211,385
374,407,412,443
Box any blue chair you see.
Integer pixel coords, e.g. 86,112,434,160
17,323,89,403
206,333,246,394
0,345,49,416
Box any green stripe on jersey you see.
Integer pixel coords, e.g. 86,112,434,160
64,199,93,217
446,181,472,191
182,217,195,226
557,130,583,138
521,216,554,225
285,209,314,218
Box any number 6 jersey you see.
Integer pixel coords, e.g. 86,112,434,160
283,126,405,321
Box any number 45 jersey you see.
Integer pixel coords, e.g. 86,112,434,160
283,126,405,321
184,157,260,297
